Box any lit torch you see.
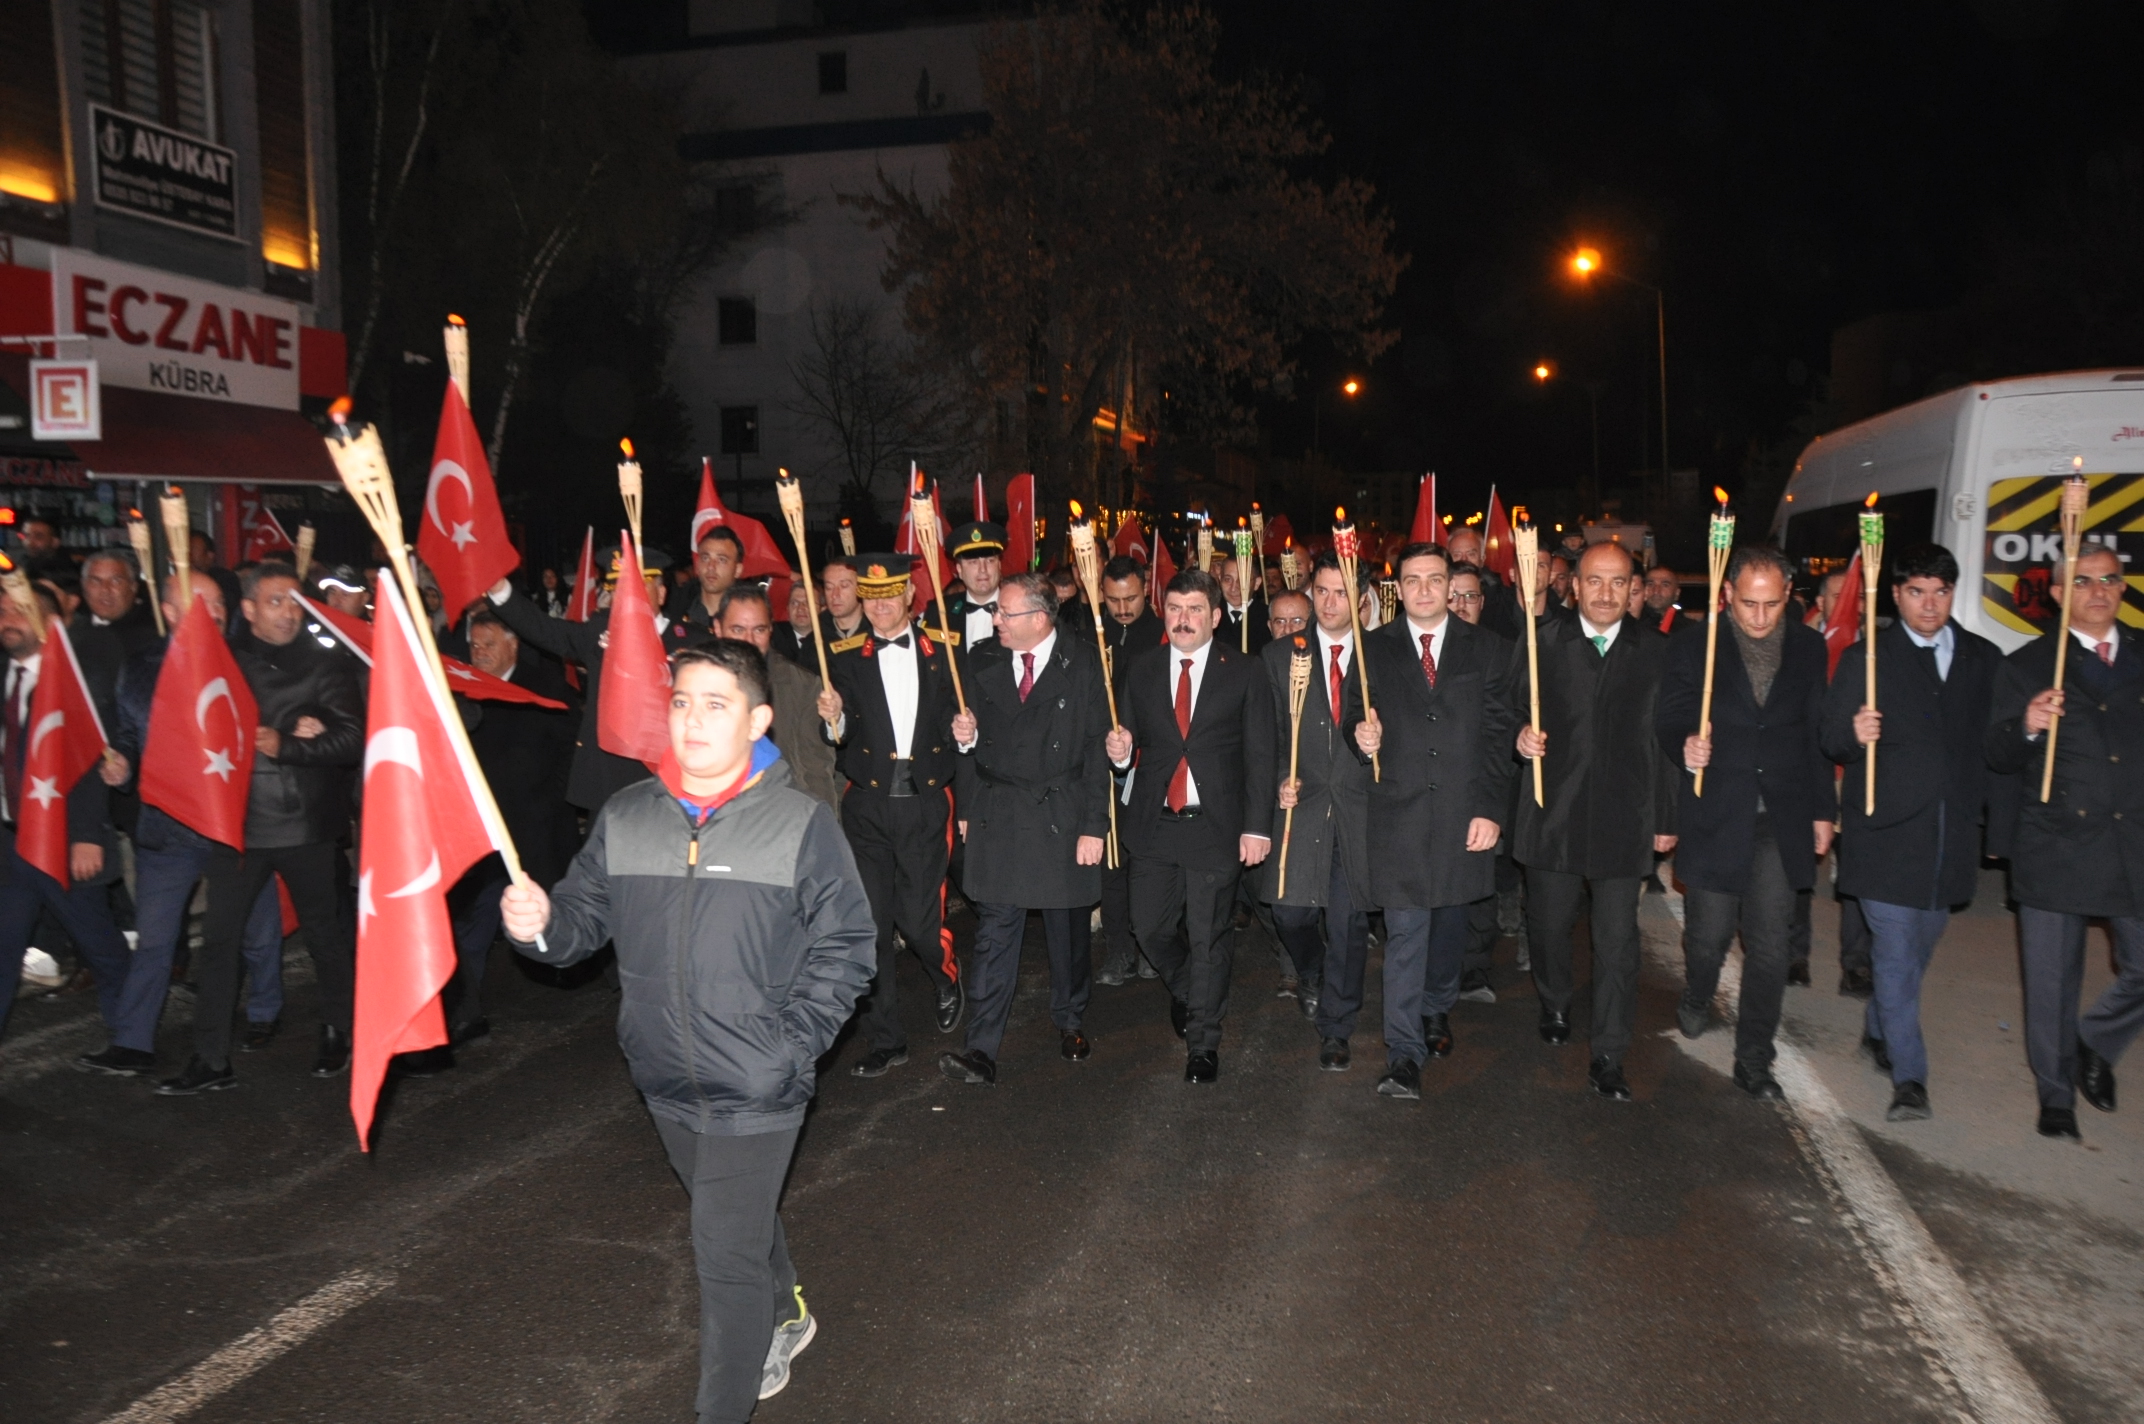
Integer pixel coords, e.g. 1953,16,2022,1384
1513,507,1543,807
2043,459,2091,802
1068,501,1121,866
617,439,643,557
1694,486,1735,797
1234,518,1255,651
0,553,42,642
126,509,163,635
443,314,470,407
1859,492,1884,815
1332,507,1378,781
908,465,966,714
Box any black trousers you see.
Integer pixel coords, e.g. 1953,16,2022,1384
843,787,953,1052
653,1118,801,1424
448,854,511,1031
1788,888,1872,974
2017,907,2144,1109
197,840,353,1065
1130,830,1240,1053
1525,868,1643,1064
1272,852,1371,1040
964,903,1092,1060
1680,819,1796,1072
1098,855,1139,972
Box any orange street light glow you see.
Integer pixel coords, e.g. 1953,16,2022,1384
1572,247,1602,275
1342,379,1361,396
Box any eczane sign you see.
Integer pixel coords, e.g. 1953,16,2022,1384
51,251,299,410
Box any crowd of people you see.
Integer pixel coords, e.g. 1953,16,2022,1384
5,504,2142,1423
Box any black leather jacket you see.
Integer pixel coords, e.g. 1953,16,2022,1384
230,625,364,849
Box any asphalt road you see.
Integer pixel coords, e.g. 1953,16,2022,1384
0,898,2129,1423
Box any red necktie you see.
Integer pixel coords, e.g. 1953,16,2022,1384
2099,641,2114,666
1329,644,1344,723
1167,657,1192,812
1419,632,1438,689
1018,650,1036,702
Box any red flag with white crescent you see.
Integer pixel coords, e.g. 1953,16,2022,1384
139,594,257,851
1822,551,1864,681
596,533,671,766
352,574,502,1148
1148,527,1179,618
1111,513,1147,563
691,459,789,578
295,591,567,710
17,623,111,885
236,486,296,564
416,380,518,618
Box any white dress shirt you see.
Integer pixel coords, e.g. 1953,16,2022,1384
2071,625,2117,668
1404,613,1450,672
1906,621,1955,681
875,630,920,759
1578,614,1622,655
963,596,999,650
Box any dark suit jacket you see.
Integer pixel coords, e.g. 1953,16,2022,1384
954,631,1112,908
492,588,704,812
1821,619,1999,910
464,650,580,887
1220,595,1272,654
1656,619,1833,895
1986,626,2144,917
1260,631,1371,907
1345,615,1517,909
1512,615,1677,881
1116,637,1276,872
823,622,962,799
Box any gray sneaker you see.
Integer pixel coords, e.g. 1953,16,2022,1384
760,1285,817,1401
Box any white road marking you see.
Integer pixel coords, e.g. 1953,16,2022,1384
102,1269,393,1424
1649,889,2058,1424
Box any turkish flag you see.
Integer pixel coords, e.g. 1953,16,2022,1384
1260,513,1294,556
1111,513,1147,562
235,486,296,564
1410,474,1442,546
295,592,568,711
566,527,598,623
691,459,788,578
1149,526,1179,618
16,623,112,885
1822,551,1864,680
140,594,257,850
1482,487,1516,581
1002,474,1036,573
596,534,670,766
352,574,503,1149
416,380,518,619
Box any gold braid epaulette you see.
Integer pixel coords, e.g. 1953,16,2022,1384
828,633,868,654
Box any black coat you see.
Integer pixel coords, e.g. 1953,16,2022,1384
1985,627,2144,916
492,588,704,813
1512,616,1678,880
1345,615,1518,910
464,649,580,888
1259,630,1371,907
953,632,1112,908
230,625,365,850
1821,620,2000,910
1220,595,1272,654
823,622,962,799
1655,619,1832,894
1115,637,1276,872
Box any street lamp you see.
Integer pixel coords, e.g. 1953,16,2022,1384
1313,376,1364,455
1569,245,1670,485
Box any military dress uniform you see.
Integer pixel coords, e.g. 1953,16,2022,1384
944,521,1011,652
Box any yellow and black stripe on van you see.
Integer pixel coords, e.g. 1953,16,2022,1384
1982,473,2144,637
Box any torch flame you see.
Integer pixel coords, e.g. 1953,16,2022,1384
841,517,852,527
1334,506,1347,522
1252,501,1262,512
1513,505,1529,524
1714,486,1730,505
447,313,466,328
1292,634,1307,650
1864,491,1879,508
619,438,634,459
0,553,13,572
127,508,141,519
1237,516,1248,529
328,396,353,425
1069,500,1084,518
2073,456,2086,472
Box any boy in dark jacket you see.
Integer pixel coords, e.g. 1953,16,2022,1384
503,641,874,1422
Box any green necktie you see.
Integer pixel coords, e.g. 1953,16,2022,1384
1590,634,1608,657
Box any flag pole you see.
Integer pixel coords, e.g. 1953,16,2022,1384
2042,464,2089,803
776,469,834,698
1277,636,1311,898
1069,503,1120,868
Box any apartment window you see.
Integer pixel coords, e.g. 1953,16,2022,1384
252,0,313,277
81,0,221,140
817,51,847,95
717,298,757,346
0,0,68,207
720,406,760,457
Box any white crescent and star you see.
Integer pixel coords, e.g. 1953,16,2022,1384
195,677,242,782
28,710,65,759
427,460,479,549
357,728,438,923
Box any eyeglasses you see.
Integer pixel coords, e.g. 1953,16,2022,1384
1448,590,1483,605
993,605,1049,620
1268,614,1308,632
2071,573,2126,589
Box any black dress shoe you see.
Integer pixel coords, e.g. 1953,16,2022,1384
1169,998,1190,1041
1886,1081,1932,1121
1422,1013,1453,1059
312,1025,351,1078
935,978,965,1034
1184,1050,1218,1084
450,1017,491,1047
76,1045,157,1077
850,1047,908,1078
1588,1057,1632,1102
1060,1030,1091,1062
1538,1008,1572,1045
1318,1037,1350,1072
392,1045,455,1078
156,1056,236,1096
1677,998,1709,1040
2037,1105,2081,1140
938,1049,996,1085
239,1017,280,1053
1733,1062,1785,1100
1838,965,1875,998
1863,1034,1892,1074
1299,984,1320,1021
2077,1042,2117,1113
1786,960,1812,987
1376,1059,1421,1100
1276,977,1300,1000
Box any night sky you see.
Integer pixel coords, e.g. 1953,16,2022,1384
1215,0,2144,523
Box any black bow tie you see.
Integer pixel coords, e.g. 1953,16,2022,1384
873,632,912,650
973,602,996,613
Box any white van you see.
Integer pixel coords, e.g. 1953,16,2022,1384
1772,370,2144,651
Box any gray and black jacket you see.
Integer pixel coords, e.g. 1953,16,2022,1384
513,749,876,1136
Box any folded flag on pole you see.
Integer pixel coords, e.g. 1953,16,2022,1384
596,532,671,766
139,593,257,850
1111,513,1147,563
416,379,518,618
692,458,789,578
1259,512,1294,556
1822,551,1863,680
296,592,568,710
1148,527,1179,619
566,527,598,623
1410,474,1442,546
973,472,990,523
894,483,958,617
352,574,508,1149
1003,474,1037,572
235,486,296,564
17,622,111,885
1482,487,1516,581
